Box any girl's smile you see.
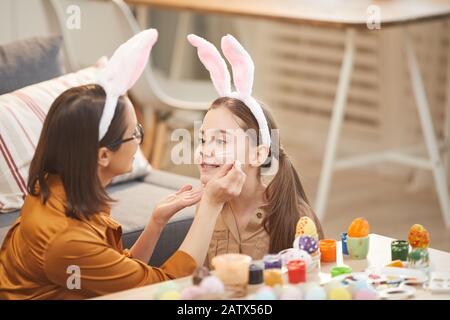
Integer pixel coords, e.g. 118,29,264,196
200,162,221,170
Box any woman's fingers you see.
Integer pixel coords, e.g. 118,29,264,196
178,186,203,198
175,184,193,195
183,192,203,204
201,160,247,205
221,160,246,187
183,190,203,200
214,163,234,179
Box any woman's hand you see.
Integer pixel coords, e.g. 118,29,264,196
151,185,203,228
203,160,247,207
179,161,246,265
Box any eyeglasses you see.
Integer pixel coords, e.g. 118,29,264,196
106,124,144,148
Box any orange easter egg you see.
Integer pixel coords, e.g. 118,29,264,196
347,218,370,237
408,224,430,248
386,260,404,268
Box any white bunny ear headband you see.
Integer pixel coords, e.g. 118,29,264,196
187,34,271,147
95,28,158,141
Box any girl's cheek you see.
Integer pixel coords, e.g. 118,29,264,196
214,150,234,164
213,141,236,164
234,143,248,164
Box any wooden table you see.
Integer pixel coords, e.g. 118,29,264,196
126,0,450,28
125,0,450,228
94,234,450,300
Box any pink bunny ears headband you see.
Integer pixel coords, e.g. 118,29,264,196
95,28,158,141
187,34,271,147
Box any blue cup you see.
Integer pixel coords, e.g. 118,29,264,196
341,232,349,255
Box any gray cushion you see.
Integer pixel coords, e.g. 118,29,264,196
0,35,64,94
0,210,19,245
143,169,200,190
107,180,195,235
106,179,198,266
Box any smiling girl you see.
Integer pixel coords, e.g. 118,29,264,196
188,34,324,267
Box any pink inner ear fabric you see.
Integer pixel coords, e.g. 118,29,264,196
221,34,254,97
105,28,158,95
187,34,231,96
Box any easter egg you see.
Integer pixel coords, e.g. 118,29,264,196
349,279,369,294
386,260,404,268
305,286,327,300
272,284,284,297
324,279,343,293
408,247,430,269
295,236,319,254
200,276,225,295
329,287,352,300
348,218,370,237
159,291,181,300
354,288,378,300
279,285,303,300
181,286,207,300
296,216,318,239
154,281,180,299
254,286,277,300
192,266,210,285
408,224,430,248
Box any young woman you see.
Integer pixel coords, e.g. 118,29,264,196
0,30,246,299
188,34,324,268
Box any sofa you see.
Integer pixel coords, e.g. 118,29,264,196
0,170,199,267
0,36,199,267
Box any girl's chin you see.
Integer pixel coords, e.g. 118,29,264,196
199,167,221,184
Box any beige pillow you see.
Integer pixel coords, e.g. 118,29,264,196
0,66,151,213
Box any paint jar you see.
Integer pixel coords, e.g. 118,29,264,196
211,253,251,298
287,259,306,284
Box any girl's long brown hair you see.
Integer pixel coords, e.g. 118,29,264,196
210,97,324,253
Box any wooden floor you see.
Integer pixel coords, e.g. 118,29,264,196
156,107,450,252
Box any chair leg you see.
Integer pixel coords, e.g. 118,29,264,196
141,110,158,161
135,5,149,29
169,12,193,80
405,29,450,228
129,98,156,161
151,118,168,169
314,28,356,221
444,39,450,180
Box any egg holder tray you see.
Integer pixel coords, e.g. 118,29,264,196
423,272,450,294
328,266,431,300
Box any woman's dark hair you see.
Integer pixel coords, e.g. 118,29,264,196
27,84,128,219
210,97,324,253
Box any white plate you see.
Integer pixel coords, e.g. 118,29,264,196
426,272,450,294
379,285,416,300
367,267,428,285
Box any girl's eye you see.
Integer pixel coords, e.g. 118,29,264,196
198,137,206,144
